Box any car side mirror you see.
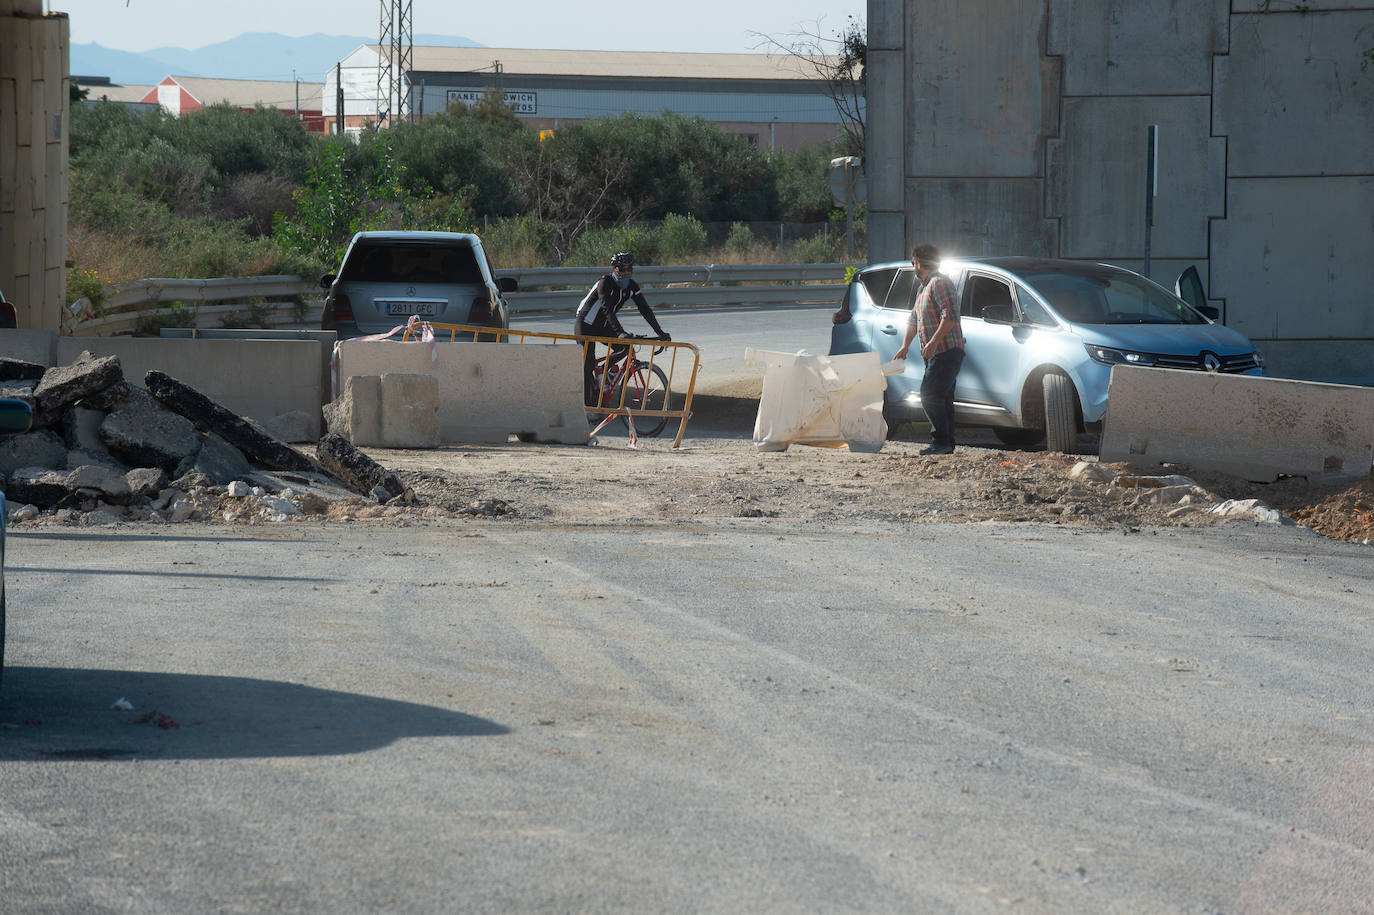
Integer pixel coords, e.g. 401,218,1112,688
1198,304,1220,320
981,303,1015,324
497,276,519,293
319,274,336,289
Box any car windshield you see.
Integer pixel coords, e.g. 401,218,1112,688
341,242,485,285
1013,266,1207,326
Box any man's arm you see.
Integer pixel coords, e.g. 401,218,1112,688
893,319,920,361
920,314,957,359
631,286,668,338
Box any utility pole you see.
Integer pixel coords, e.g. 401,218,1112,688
335,62,345,135
376,0,413,127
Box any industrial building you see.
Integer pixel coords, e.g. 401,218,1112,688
324,45,856,152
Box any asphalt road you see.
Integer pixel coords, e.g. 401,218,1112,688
3,519,1373,912
513,302,837,392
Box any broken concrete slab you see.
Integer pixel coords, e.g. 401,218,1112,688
1099,366,1374,482
181,432,254,485
125,467,169,501
66,464,134,505
0,429,70,475
253,409,318,444
99,387,202,472
0,357,45,383
8,467,76,508
315,433,404,499
145,370,316,473
31,351,123,419
80,380,137,412
242,470,364,508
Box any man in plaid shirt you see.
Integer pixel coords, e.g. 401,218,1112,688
894,243,965,454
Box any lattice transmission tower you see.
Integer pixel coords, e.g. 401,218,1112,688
376,0,414,127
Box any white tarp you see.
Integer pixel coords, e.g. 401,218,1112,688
745,348,902,453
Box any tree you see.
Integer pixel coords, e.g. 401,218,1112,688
752,16,866,155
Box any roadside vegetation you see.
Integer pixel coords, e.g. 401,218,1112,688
66,94,865,304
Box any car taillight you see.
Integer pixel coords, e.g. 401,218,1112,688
468,297,493,326
326,293,354,329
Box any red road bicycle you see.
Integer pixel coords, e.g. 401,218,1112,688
588,336,671,438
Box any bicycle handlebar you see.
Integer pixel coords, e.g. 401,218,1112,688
622,333,669,355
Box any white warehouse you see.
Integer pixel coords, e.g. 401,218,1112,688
324,45,859,152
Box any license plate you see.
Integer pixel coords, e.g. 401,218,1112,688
384,301,440,316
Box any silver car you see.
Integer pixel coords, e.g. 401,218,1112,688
830,257,1264,452
320,231,517,339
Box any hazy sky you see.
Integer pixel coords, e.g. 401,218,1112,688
52,0,864,54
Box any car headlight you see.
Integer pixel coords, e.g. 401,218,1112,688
1251,347,1266,370
1084,344,1157,366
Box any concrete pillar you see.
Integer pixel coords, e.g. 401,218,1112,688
865,0,906,263
0,1,67,333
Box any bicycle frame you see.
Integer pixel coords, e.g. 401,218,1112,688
588,342,668,443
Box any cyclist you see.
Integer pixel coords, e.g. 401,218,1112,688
574,252,670,405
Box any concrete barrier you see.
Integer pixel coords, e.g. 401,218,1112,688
54,337,328,441
323,373,443,449
335,340,588,444
0,329,58,366
1099,365,1374,481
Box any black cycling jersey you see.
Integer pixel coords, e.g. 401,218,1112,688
574,274,666,338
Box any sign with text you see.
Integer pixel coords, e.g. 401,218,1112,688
446,89,537,114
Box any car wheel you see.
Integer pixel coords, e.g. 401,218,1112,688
992,426,1044,448
1043,372,1078,454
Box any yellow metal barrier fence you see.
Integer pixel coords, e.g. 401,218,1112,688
400,322,701,448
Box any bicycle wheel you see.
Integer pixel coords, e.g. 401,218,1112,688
622,363,670,437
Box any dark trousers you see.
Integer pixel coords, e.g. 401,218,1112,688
921,347,964,448
575,317,620,406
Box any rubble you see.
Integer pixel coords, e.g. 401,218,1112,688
316,432,406,500
145,370,317,472
1,352,413,526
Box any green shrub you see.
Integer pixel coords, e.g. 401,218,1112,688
479,216,555,267
657,213,708,263
724,222,756,257
790,231,842,264
563,223,659,267
133,301,198,336
65,267,106,308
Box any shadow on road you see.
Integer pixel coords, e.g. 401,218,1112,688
0,667,507,761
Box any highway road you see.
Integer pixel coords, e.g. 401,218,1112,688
514,302,837,391
3,518,1372,911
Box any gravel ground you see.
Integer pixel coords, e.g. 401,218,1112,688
11,378,1371,545
351,381,1374,546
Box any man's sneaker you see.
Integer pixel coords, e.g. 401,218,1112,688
920,444,955,455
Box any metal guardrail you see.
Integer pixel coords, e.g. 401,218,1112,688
66,264,854,334
66,275,315,336
502,263,853,312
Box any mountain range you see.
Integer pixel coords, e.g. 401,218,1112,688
70,31,483,86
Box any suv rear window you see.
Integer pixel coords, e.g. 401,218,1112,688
859,268,898,306
341,243,485,285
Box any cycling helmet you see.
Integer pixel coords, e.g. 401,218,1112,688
610,252,634,269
